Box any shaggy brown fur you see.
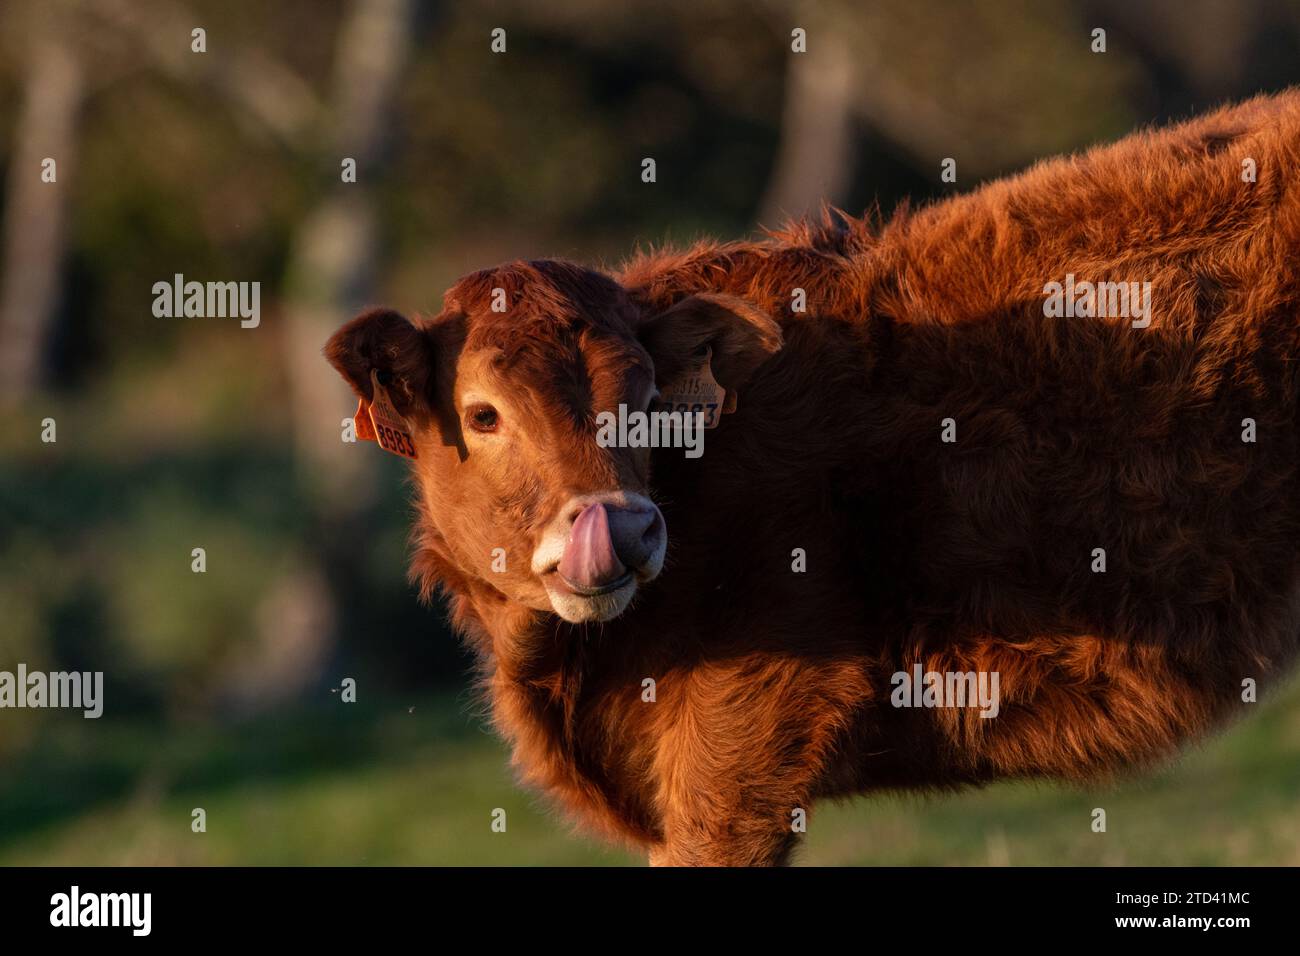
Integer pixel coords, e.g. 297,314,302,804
326,91,1300,865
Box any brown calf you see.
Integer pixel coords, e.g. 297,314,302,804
326,91,1300,865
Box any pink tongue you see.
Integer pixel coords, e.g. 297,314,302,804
558,503,627,588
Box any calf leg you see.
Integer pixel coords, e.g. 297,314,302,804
650,789,807,866
646,658,866,866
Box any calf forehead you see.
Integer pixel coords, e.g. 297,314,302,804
451,262,647,383
465,327,652,425
458,330,651,492
448,258,638,335
441,260,653,483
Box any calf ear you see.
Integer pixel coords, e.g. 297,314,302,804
637,293,784,393
323,307,437,420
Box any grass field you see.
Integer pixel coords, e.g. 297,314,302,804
2,675,1298,866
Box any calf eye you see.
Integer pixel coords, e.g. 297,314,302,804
467,403,500,433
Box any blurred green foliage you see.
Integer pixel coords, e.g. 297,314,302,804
1,678,1297,865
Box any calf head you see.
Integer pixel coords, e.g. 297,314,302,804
325,259,782,624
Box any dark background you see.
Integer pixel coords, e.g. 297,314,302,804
1,0,1298,864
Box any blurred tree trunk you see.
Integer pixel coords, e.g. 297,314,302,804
0,31,83,402
73,0,417,712
284,0,416,509
226,0,417,713
94,0,323,150
756,18,855,227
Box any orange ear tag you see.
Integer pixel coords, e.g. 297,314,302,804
353,396,378,442
362,369,418,459
654,346,732,429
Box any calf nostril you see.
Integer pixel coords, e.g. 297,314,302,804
621,508,655,534
602,506,662,568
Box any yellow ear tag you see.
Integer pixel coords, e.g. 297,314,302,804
365,369,418,459
654,346,731,429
